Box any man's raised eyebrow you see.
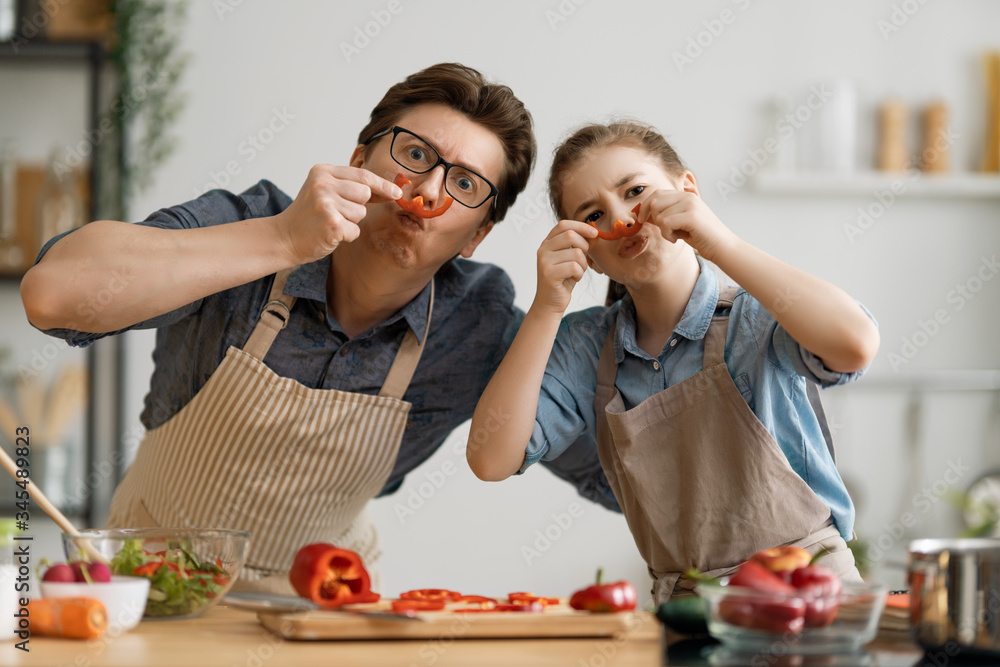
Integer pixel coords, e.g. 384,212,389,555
571,172,644,220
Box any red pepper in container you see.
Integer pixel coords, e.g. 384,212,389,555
394,173,454,218
790,562,842,628
569,569,638,613
289,543,380,608
719,560,806,634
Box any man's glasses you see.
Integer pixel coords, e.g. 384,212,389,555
366,126,499,210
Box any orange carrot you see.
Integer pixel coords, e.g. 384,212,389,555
28,597,107,639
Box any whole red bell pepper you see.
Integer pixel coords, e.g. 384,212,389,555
569,569,637,613
720,560,806,634
289,543,380,608
790,563,842,628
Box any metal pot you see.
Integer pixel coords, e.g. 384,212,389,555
908,538,1000,657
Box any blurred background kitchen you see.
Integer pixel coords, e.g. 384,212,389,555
0,0,998,608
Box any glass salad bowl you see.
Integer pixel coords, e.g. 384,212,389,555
63,528,250,620
696,579,888,655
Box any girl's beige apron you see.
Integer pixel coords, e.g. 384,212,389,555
594,275,860,604
106,267,432,594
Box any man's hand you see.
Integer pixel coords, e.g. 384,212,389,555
276,165,403,264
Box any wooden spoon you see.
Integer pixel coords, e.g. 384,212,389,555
0,445,109,565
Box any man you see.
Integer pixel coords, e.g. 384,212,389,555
21,63,613,593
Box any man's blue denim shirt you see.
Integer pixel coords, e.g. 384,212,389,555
522,257,876,540
35,180,618,507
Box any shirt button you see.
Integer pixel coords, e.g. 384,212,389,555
669,338,678,347
653,361,661,371
339,346,349,356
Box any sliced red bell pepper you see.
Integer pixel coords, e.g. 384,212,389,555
393,173,454,218
391,599,445,613
590,204,642,241
454,595,497,607
399,588,463,602
288,543,381,608
569,569,638,613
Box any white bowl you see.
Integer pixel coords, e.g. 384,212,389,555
39,575,151,631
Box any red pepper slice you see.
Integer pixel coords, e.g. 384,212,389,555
568,569,638,613
399,588,463,602
393,173,454,218
507,593,560,606
590,203,642,241
289,543,381,609
391,599,446,613
492,602,545,612
454,595,497,607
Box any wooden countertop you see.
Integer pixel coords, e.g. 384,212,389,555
1,603,927,666
1,603,663,667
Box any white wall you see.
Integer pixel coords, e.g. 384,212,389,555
6,0,1000,602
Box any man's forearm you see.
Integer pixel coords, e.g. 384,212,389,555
21,217,293,333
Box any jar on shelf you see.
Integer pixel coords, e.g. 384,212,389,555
36,149,84,250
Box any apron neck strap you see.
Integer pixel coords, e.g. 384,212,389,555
703,267,739,367
243,267,298,360
379,278,435,400
597,325,618,388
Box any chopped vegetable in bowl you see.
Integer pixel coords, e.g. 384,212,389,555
62,528,249,620
111,539,231,617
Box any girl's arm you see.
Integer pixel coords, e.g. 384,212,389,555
643,190,879,373
467,220,598,481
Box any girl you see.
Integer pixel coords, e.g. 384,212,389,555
467,122,879,603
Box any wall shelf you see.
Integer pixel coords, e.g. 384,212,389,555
753,171,1000,199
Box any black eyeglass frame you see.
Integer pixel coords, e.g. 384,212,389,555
366,126,500,212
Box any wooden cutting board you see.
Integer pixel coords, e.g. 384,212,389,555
257,600,658,641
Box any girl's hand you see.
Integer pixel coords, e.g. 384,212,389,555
534,220,598,316
640,189,738,262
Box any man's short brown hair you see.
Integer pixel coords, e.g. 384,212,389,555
358,63,535,225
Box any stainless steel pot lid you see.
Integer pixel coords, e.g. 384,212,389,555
909,537,1000,554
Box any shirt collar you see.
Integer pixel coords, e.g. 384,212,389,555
612,255,720,362
284,256,432,342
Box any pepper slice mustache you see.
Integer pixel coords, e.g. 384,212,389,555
590,203,643,241
394,173,454,218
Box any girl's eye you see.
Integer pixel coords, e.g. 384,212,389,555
407,147,427,161
626,185,645,198
584,210,603,224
